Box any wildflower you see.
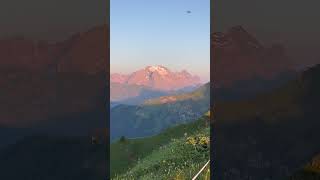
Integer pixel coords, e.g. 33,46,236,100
186,137,197,145
199,136,209,146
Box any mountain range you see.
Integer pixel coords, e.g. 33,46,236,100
214,63,320,179
0,25,108,128
2,22,315,179
212,26,296,101
0,26,107,73
110,82,209,141
210,26,320,179
0,24,109,161
110,65,201,103
0,25,109,179
111,65,200,90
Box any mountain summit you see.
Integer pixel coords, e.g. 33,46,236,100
0,25,108,126
111,65,200,91
212,25,294,88
145,65,170,75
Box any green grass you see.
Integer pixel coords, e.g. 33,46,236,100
113,125,210,179
110,114,210,179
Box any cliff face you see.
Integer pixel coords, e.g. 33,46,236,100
0,24,109,127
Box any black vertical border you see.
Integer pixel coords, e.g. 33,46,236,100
210,0,215,179
106,0,111,178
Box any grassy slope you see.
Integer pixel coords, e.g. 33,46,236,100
110,113,210,179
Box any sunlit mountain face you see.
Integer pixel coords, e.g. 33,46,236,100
111,65,201,91
110,65,202,103
212,26,297,101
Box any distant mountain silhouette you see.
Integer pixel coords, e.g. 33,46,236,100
110,82,168,103
0,24,109,179
0,25,108,128
214,64,320,179
212,26,296,100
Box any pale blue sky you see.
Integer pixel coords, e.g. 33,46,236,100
110,0,210,82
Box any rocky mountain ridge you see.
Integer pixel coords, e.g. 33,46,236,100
111,65,200,91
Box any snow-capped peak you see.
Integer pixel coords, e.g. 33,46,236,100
146,65,169,75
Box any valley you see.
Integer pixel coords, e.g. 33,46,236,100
110,82,209,142
109,66,210,179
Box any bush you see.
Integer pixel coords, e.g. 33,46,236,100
119,136,126,143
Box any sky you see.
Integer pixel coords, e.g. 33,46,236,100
110,0,210,82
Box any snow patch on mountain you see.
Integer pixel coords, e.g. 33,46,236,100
146,65,169,76
111,65,201,91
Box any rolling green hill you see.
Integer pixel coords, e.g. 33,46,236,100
110,83,210,141
110,113,210,179
144,82,209,105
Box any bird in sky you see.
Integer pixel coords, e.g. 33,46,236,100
186,10,192,14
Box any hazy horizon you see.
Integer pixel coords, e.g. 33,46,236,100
110,0,210,82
